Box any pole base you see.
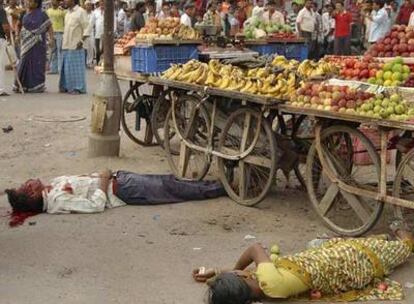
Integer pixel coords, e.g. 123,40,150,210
88,133,120,157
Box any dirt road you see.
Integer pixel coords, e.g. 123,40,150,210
0,72,413,304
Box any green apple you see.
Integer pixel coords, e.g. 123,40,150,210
403,73,410,81
368,77,377,84
383,62,393,71
374,105,382,113
392,63,403,73
383,71,393,81
386,106,395,116
390,94,400,103
376,70,384,79
403,65,411,74
395,104,405,114
394,57,404,65
383,80,393,86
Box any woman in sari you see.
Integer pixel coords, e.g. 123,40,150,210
15,0,53,93
193,226,414,303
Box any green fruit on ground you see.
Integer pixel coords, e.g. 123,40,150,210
403,65,411,74
383,63,393,71
392,72,402,81
394,57,404,65
376,70,384,79
368,77,376,84
383,71,393,80
392,64,403,73
384,80,393,86
270,244,280,254
374,105,382,113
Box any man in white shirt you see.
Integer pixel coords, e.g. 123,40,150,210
180,3,195,27
4,170,225,214
368,0,390,43
322,4,335,54
115,0,127,37
262,0,285,24
59,0,90,94
84,0,94,68
252,0,265,20
156,2,170,20
296,0,317,58
0,0,10,97
91,0,104,64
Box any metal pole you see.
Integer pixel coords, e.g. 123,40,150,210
88,0,122,157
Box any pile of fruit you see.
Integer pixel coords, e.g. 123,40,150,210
136,17,200,40
366,25,414,58
367,57,411,86
337,56,382,81
290,83,414,120
115,31,136,49
244,19,295,40
162,59,297,99
297,60,339,80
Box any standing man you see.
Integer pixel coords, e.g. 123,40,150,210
0,0,10,96
91,0,103,65
333,1,352,55
84,0,94,68
130,2,145,31
180,3,194,27
46,0,66,74
322,4,335,54
115,0,126,36
397,0,413,25
263,0,285,24
59,0,89,94
296,0,317,58
287,2,300,31
368,0,390,44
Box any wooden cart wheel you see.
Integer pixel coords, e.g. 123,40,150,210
151,89,179,149
121,83,157,146
163,96,211,180
218,108,277,206
393,148,414,230
306,125,383,236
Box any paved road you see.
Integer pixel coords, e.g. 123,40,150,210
0,71,413,304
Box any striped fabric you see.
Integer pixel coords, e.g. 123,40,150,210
59,49,87,94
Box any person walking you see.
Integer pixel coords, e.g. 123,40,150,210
333,1,352,55
59,0,89,94
91,0,103,65
296,0,317,59
15,0,53,93
0,0,10,96
84,0,94,68
46,0,65,74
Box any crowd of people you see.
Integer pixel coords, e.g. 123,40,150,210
1,0,414,96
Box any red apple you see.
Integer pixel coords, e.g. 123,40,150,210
360,69,369,78
369,69,377,77
391,38,399,45
338,99,347,108
384,44,392,52
352,69,360,77
384,37,391,44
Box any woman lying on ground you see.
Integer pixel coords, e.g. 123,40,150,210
193,225,414,303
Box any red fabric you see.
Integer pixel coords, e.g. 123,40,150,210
335,11,352,37
397,4,414,25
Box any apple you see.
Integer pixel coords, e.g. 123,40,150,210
310,290,322,300
378,282,388,292
338,99,347,108
331,105,339,112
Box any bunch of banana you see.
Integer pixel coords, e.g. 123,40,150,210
271,56,299,71
297,60,339,79
176,25,200,40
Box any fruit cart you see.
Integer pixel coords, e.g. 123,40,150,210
278,103,414,236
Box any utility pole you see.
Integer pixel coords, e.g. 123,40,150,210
88,0,122,157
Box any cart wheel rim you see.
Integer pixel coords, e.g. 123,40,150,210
306,125,384,236
218,108,277,207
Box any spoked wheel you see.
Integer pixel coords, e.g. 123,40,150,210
306,125,383,236
151,89,179,149
218,108,277,206
121,83,157,146
393,148,414,230
163,95,211,180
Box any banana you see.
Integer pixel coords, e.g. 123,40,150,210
217,77,230,89
240,79,253,93
205,71,216,86
167,68,182,81
188,66,203,83
195,66,208,85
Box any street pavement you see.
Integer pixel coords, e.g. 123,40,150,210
0,70,413,304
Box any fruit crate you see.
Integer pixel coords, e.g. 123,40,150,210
131,44,199,73
284,43,308,61
247,43,285,56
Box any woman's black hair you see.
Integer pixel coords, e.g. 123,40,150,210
374,0,385,7
5,189,44,213
35,0,43,7
206,273,252,304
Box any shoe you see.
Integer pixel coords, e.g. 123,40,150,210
0,92,10,96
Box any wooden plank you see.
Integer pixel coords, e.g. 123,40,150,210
116,70,149,82
379,129,388,199
178,141,190,177
279,104,414,132
318,183,339,216
340,190,371,223
220,147,272,168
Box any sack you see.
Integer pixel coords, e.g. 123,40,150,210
5,43,17,65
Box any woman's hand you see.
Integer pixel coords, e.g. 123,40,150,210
192,268,216,282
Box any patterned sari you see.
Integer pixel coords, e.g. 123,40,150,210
274,236,413,301
16,8,51,93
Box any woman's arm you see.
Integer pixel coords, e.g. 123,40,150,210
234,243,271,270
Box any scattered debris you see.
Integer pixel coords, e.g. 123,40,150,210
152,214,160,221
145,240,154,245
405,282,414,289
192,247,202,251
63,151,78,157
44,143,52,148
2,125,13,133
244,234,256,241
28,221,36,226
222,223,232,231
169,228,188,236
137,234,146,238
206,219,217,225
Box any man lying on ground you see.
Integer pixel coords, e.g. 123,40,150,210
193,224,414,303
4,170,225,214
